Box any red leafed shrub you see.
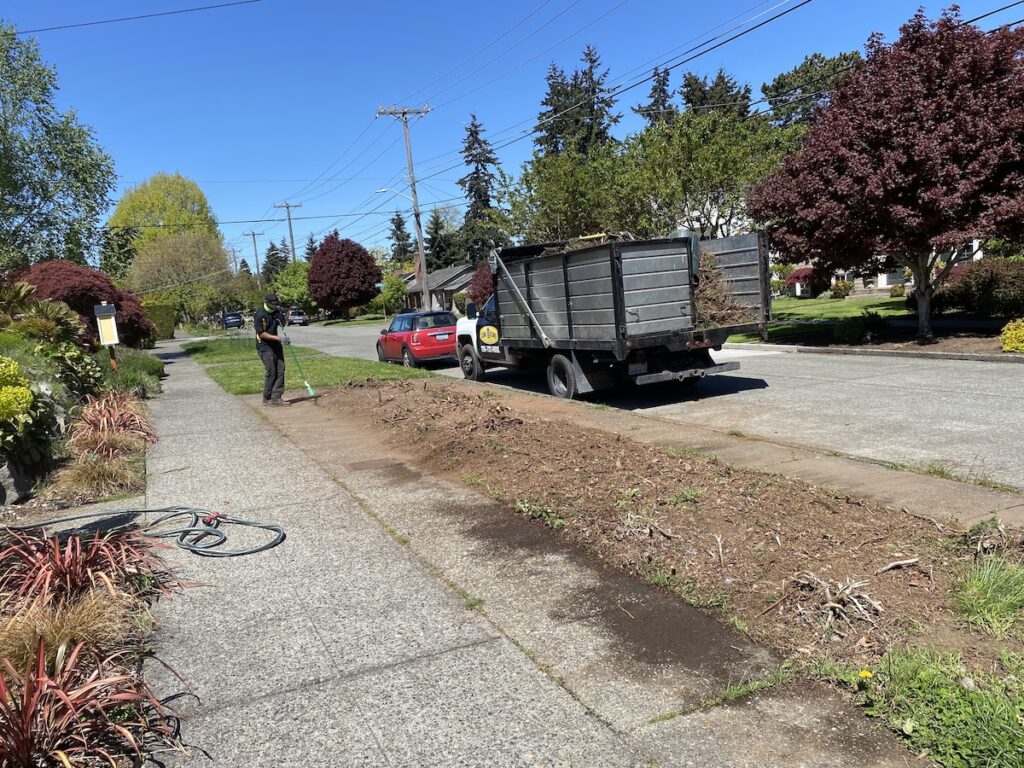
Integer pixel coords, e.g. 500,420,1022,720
467,264,493,307
15,260,155,347
307,231,382,314
785,266,830,294
0,529,174,600
0,641,175,767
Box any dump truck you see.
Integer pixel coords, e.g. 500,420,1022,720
455,232,771,399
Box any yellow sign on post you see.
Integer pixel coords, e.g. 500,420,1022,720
94,302,120,370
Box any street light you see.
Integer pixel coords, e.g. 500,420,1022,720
377,188,429,310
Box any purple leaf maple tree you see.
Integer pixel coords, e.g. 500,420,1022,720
748,9,1024,340
307,232,382,316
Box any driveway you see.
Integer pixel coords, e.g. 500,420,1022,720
287,322,1024,489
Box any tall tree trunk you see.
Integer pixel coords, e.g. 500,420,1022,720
911,261,934,343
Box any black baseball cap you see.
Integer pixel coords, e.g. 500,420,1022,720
264,293,281,305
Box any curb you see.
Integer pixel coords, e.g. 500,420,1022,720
724,341,1024,364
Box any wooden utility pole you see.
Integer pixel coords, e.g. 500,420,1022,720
273,201,301,264
227,246,239,272
376,105,431,310
244,230,263,286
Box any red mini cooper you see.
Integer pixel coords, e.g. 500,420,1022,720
376,311,458,367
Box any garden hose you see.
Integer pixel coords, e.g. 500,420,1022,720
2,506,285,557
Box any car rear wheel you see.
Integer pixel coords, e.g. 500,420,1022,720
546,354,578,399
460,344,485,381
376,343,386,363
402,347,418,368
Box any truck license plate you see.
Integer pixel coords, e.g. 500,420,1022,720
436,333,449,341
628,362,647,375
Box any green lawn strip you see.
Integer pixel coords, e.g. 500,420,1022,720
199,356,429,395
728,322,832,344
771,296,910,321
816,651,1024,768
181,338,318,364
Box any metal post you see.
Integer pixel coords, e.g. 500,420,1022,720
376,105,431,310
244,230,263,286
273,202,301,264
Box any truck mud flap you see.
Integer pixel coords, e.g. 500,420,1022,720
633,361,740,387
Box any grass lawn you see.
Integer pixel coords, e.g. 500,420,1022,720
771,296,910,320
320,317,389,328
182,338,429,395
727,297,912,343
181,338,320,364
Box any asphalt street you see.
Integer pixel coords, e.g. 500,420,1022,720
287,321,1024,489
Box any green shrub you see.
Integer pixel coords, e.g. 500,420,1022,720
862,310,888,334
859,650,1024,768
889,283,906,298
833,316,866,344
938,259,1024,318
0,355,58,472
452,292,468,314
141,301,177,341
38,341,104,399
1001,319,1024,353
830,280,854,299
9,316,60,342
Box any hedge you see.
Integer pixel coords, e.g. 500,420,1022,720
142,301,177,340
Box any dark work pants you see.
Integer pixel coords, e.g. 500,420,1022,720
258,344,285,401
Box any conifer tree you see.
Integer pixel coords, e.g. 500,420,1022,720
388,211,414,263
425,208,457,272
632,67,676,127
681,68,751,116
304,232,318,261
238,258,251,275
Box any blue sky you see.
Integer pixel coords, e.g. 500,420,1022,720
4,0,1016,261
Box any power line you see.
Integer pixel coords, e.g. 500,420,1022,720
16,0,263,35
424,0,589,103
415,0,815,184
398,0,559,103
409,0,800,176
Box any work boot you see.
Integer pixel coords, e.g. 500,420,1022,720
267,399,285,407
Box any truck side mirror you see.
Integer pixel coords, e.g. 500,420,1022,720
466,303,478,319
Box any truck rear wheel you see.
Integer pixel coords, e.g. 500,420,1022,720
460,344,486,381
546,354,578,399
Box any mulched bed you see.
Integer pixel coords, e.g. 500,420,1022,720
327,380,1023,667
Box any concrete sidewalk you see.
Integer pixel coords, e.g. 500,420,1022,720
144,346,640,767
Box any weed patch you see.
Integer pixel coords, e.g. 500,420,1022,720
514,498,565,529
953,557,1024,637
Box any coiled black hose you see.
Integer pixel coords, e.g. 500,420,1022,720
3,506,285,557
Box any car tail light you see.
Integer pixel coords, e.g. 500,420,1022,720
411,333,420,345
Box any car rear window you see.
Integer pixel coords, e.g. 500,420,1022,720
415,313,456,330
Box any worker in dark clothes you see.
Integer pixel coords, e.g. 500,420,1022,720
254,292,290,406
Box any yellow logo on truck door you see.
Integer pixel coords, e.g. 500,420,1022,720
479,325,499,345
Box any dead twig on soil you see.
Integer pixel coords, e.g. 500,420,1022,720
652,523,679,540
793,572,882,630
715,535,725,570
901,506,946,533
874,557,920,576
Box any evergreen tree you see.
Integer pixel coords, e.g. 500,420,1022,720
681,68,751,116
261,240,288,284
276,238,291,263
425,208,457,272
534,46,620,156
632,67,676,127
458,114,500,221
238,258,251,275
573,44,620,153
304,232,318,261
388,212,414,263
760,51,861,126
535,62,573,156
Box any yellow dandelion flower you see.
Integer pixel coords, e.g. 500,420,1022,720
859,669,873,679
